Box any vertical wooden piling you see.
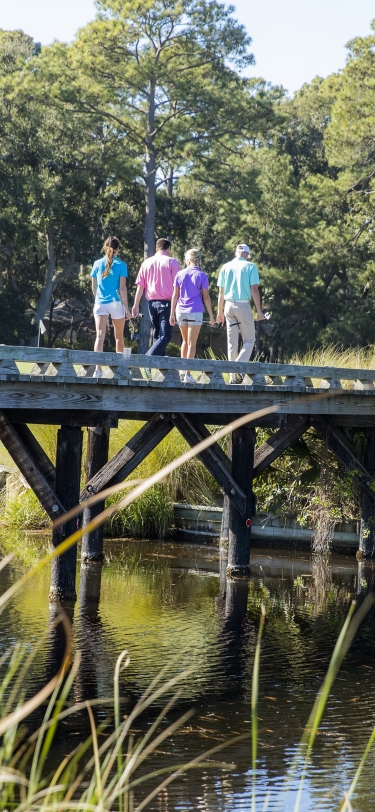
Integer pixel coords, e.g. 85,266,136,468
82,427,110,563
227,427,255,578
49,426,83,603
358,428,375,559
219,494,229,594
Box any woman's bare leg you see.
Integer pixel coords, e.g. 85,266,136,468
179,325,188,360
112,317,125,353
94,314,108,369
186,325,201,375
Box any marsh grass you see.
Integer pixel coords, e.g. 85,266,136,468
0,625,239,812
2,489,49,530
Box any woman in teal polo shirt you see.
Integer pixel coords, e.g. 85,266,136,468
91,236,131,377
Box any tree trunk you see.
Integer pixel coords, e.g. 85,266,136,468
138,80,156,354
29,227,56,346
47,296,54,348
29,228,75,347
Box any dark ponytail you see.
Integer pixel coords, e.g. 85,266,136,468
102,236,119,278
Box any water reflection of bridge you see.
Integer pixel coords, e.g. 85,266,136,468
1,345,375,600
43,543,375,812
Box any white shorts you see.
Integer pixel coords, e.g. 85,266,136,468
176,311,203,327
93,301,125,319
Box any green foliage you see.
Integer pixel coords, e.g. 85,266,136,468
105,483,173,539
1,489,49,530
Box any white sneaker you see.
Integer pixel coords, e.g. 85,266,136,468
93,368,103,378
183,373,195,383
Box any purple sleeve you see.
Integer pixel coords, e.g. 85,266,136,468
171,258,180,282
174,273,181,288
201,272,209,289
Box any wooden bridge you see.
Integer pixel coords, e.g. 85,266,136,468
1,345,375,601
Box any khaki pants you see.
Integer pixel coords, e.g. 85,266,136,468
225,300,255,362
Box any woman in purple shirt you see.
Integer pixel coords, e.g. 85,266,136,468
170,249,215,383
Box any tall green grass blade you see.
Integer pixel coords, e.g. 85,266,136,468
252,604,266,812
339,725,375,811
291,595,374,812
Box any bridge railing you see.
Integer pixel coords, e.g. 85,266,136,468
0,345,374,390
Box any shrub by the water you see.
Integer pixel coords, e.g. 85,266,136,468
105,483,174,539
2,488,49,530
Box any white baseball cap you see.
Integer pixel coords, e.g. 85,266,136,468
236,243,250,254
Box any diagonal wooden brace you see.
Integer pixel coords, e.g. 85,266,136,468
0,411,64,518
171,414,246,516
253,415,310,478
10,422,56,488
312,416,375,500
80,413,173,500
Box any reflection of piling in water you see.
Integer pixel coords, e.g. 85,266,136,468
74,563,104,705
47,603,75,685
79,562,103,614
218,578,249,692
357,560,375,596
307,553,333,614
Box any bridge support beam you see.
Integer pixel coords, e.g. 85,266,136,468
82,427,110,563
313,417,375,559
80,414,173,501
359,429,375,559
227,427,255,579
50,426,83,603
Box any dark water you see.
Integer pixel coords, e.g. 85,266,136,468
1,538,375,811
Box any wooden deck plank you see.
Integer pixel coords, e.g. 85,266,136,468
1,381,375,417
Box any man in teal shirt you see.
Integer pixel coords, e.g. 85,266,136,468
217,243,265,382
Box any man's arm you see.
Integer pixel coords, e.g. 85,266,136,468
251,285,265,320
132,285,144,318
169,286,179,325
217,287,225,325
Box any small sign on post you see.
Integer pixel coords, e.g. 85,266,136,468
38,320,46,347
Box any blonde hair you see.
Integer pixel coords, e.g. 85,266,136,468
102,236,119,278
185,248,201,267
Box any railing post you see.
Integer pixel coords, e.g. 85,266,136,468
82,427,110,563
49,426,83,603
227,427,255,578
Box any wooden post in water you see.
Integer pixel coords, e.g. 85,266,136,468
219,495,229,595
82,427,110,563
227,427,255,578
358,428,375,559
49,426,83,603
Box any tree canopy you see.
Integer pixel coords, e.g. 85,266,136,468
1,4,375,357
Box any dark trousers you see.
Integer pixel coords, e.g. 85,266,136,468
146,299,173,356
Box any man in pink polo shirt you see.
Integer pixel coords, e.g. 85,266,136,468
132,238,180,355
